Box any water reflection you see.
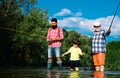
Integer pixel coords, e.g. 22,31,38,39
93,71,105,78
69,71,80,78
0,68,120,78
47,70,62,78
47,70,82,78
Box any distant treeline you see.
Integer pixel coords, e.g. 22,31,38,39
0,0,120,70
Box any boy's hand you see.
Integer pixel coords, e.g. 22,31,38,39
61,54,64,57
81,53,85,56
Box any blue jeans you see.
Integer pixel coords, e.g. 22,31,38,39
48,47,61,58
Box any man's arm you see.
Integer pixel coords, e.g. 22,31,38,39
51,37,64,41
51,28,64,41
106,29,111,36
58,28,64,41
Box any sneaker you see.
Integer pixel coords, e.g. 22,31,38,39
75,67,79,71
70,68,74,71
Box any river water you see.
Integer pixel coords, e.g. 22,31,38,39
0,67,120,78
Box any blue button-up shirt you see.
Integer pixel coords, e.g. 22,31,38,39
92,29,106,53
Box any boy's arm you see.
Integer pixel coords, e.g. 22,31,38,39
80,52,85,56
79,48,85,56
62,51,70,57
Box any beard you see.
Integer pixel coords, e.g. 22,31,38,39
51,25,57,29
95,30,99,32
95,28,100,32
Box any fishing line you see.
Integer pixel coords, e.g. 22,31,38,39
109,1,120,30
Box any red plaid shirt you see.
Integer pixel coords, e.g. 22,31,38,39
46,27,64,47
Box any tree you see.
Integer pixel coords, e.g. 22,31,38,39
106,41,120,70
11,8,50,66
0,0,38,67
0,0,23,67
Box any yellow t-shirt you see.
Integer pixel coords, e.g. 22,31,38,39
68,46,82,60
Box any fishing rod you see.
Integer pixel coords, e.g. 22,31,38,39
109,1,120,30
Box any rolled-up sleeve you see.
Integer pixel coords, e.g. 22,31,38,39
59,28,64,39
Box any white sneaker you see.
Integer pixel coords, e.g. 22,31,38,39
70,68,74,71
75,67,79,71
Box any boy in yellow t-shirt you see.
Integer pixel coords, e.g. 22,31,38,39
62,40,84,71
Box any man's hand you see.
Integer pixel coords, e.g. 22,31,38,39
51,38,61,41
46,38,52,42
106,29,111,36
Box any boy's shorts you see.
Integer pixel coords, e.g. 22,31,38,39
70,60,80,68
93,53,105,66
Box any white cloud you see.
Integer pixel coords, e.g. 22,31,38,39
74,12,82,17
54,8,82,17
53,8,120,36
58,16,120,36
54,8,71,16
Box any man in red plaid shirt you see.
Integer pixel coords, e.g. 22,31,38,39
46,18,64,70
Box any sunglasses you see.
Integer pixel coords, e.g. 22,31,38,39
94,26,100,28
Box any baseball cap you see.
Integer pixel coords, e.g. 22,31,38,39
93,21,101,26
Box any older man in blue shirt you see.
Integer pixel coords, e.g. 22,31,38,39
92,21,111,72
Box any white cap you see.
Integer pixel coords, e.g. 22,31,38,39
93,21,101,26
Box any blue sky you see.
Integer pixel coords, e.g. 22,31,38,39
37,0,120,42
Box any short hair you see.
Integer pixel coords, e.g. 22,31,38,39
72,40,79,45
51,18,57,23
